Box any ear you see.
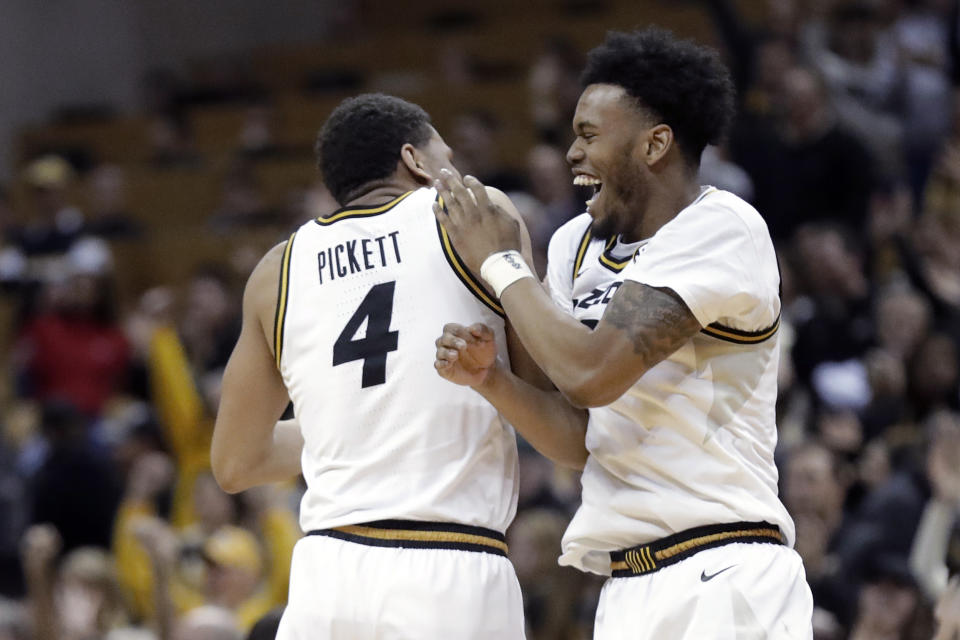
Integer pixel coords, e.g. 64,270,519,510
400,143,432,184
643,124,674,166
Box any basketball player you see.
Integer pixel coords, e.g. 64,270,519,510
434,29,814,638
211,94,531,639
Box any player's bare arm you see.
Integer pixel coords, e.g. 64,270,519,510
435,169,702,408
483,186,555,392
436,323,588,469
211,243,303,493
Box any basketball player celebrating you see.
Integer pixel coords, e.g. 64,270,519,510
434,29,814,638
211,94,531,639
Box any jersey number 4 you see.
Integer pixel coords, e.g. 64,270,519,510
333,281,399,388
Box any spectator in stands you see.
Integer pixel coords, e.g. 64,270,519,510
208,162,278,233
524,143,583,254
178,265,241,408
528,37,583,146
84,164,144,240
910,410,960,605
20,523,129,640
507,509,583,640
174,606,243,640
802,0,906,177
0,597,29,640
10,156,84,257
847,555,934,640
148,115,201,169
892,0,954,199
782,441,857,627
14,238,130,417
237,99,282,160
450,110,526,192
789,224,874,393
133,516,288,634
28,401,122,552
731,65,876,242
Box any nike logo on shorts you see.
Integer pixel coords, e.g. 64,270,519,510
700,565,736,582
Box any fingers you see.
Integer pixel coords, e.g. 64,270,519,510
467,322,495,342
463,176,491,209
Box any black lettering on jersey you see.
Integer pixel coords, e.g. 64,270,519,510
317,250,328,284
580,318,599,330
389,230,402,263
601,281,622,303
334,245,347,277
345,240,362,272
375,236,388,264
318,231,403,284
333,281,399,388
577,288,605,309
576,282,622,310
361,239,374,269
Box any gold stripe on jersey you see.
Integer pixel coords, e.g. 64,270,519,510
701,315,780,344
436,221,505,316
597,237,635,273
273,232,297,369
315,191,414,226
571,225,592,283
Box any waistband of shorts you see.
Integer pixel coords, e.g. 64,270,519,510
306,519,508,557
609,520,784,578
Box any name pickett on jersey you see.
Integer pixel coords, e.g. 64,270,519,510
317,230,402,284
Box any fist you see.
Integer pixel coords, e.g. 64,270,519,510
435,323,498,388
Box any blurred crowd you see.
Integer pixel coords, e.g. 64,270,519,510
1,0,960,639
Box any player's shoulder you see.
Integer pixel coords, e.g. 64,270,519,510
692,188,769,238
245,239,290,317
548,213,592,250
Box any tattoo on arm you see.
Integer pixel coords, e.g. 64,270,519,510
603,283,702,367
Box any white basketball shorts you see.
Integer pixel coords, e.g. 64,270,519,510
275,520,526,640
595,541,813,639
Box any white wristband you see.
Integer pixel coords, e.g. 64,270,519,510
480,250,535,298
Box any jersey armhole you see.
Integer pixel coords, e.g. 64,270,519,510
273,231,297,369
433,194,504,316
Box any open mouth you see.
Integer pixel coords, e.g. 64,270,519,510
573,174,603,210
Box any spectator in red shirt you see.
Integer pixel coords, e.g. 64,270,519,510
14,238,130,417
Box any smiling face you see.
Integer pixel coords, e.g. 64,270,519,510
567,84,654,241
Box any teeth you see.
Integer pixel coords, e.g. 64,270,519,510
573,175,602,186
585,196,596,208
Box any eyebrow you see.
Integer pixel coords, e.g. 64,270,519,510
575,120,598,132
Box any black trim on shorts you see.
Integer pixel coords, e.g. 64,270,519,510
609,521,784,578
307,519,508,557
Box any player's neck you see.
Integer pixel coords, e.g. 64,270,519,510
344,180,419,208
633,173,702,241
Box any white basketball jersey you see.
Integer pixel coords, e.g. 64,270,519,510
547,188,795,576
275,187,518,534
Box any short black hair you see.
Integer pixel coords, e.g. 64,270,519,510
582,28,736,164
316,93,433,204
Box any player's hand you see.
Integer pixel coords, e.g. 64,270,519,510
435,323,498,387
432,169,521,275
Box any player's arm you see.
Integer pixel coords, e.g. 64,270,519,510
501,279,700,407
437,323,588,469
211,243,303,494
436,170,702,408
485,187,555,391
